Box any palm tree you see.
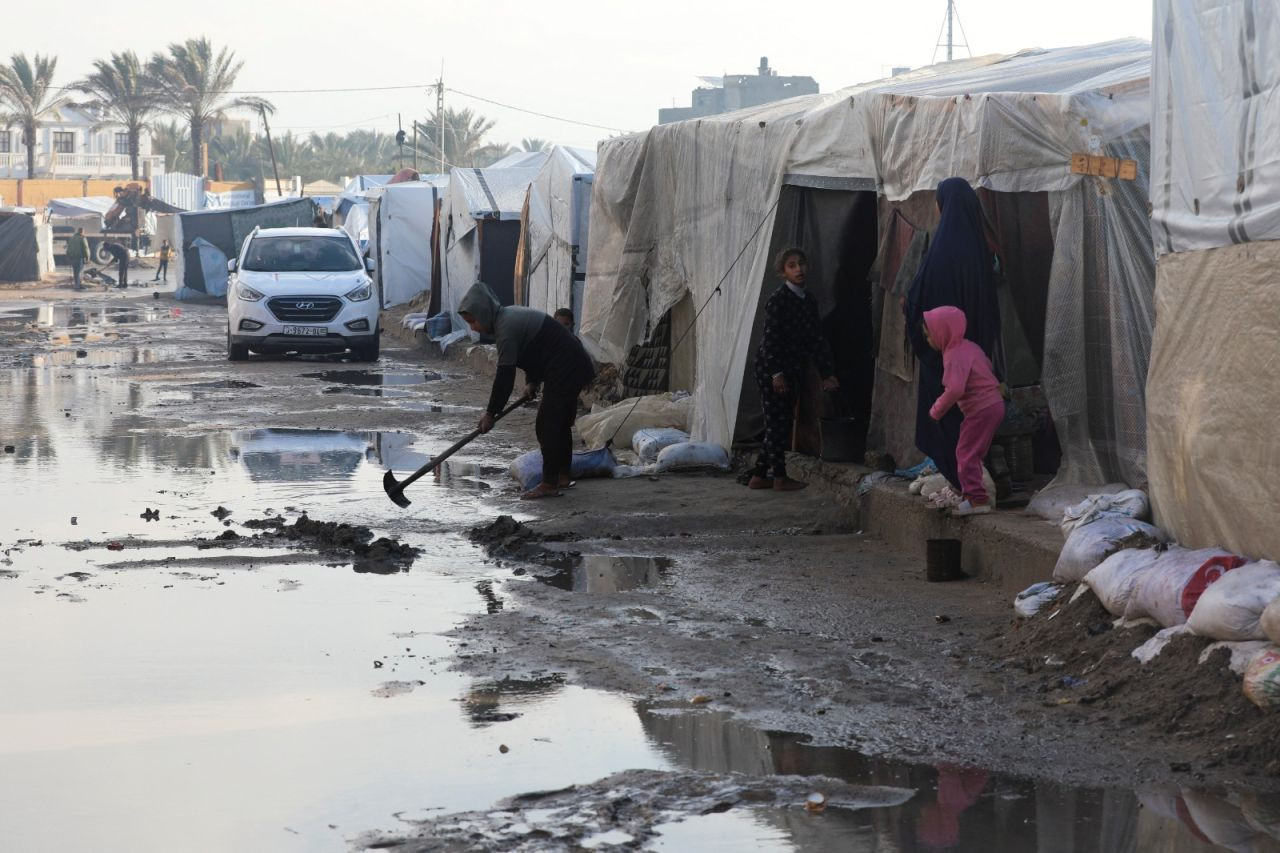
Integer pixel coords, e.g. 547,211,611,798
520,138,549,152
0,54,62,178
72,51,162,180
149,119,190,173
210,128,261,181
414,107,500,168
148,38,270,177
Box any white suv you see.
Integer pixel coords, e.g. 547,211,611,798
226,227,380,362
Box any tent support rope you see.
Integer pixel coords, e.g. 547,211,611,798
602,196,782,450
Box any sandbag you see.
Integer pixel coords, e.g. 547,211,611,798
1025,482,1127,523
576,394,692,451
1187,560,1280,641
1083,549,1162,616
1244,648,1280,710
1122,547,1244,628
1013,582,1063,618
1261,598,1280,647
1060,489,1151,535
1052,517,1168,583
509,447,618,491
631,428,689,463
654,441,730,473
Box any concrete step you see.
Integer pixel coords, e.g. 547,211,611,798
787,454,1062,595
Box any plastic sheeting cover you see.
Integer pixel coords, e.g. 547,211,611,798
581,38,1156,483
524,146,596,316
1148,239,1280,561
0,213,39,282
46,196,114,220
439,166,540,335
1151,0,1280,254
371,182,437,309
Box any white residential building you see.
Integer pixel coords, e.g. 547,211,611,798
0,105,166,179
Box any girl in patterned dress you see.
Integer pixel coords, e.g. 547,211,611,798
750,247,840,491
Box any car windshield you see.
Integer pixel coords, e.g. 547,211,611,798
242,235,361,272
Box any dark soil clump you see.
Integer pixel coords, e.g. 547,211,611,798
239,514,419,570
469,515,573,561
998,586,1280,777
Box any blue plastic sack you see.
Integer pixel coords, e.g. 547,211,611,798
510,447,618,491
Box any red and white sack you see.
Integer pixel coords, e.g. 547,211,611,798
1083,549,1162,617
1187,561,1280,641
1122,547,1244,627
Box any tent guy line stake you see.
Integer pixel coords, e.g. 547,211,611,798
603,196,782,449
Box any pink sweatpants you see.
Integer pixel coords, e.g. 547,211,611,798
956,401,1005,505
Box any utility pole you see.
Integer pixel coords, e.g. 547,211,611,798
435,68,445,174
412,121,418,171
258,104,283,198
397,113,404,170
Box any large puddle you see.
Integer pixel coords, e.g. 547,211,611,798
1,341,1274,852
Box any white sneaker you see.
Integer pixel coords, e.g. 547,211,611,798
952,499,992,517
926,485,962,509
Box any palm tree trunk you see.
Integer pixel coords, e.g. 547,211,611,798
24,122,36,178
191,118,203,178
129,124,140,181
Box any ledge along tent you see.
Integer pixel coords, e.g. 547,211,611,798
364,174,449,310
1148,1,1280,559
174,197,316,300
581,39,1154,487
515,145,597,325
436,165,541,347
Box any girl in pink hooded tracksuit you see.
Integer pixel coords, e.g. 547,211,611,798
923,306,1005,513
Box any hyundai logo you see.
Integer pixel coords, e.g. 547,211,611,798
294,301,316,310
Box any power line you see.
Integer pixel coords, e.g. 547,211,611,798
445,87,631,134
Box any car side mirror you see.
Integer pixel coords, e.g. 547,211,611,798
227,258,238,273
364,256,376,273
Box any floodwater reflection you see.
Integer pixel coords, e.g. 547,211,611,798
635,703,1280,852
536,555,673,593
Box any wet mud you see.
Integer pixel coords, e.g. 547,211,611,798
360,768,914,851
6,294,1280,852
1000,589,1280,777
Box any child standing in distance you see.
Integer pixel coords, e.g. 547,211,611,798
750,247,839,492
923,305,1005,516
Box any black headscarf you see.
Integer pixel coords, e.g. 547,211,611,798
906,177,1000,358
903,178,1001,490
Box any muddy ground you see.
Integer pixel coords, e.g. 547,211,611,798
3,282,1279,852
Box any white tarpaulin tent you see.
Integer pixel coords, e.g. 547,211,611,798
519,146,596,322
1148,0,1280,559
366,181,441,309
581,39,1154,486
438,166,540,342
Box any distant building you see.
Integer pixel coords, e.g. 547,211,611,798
659,57,818,125
0,105,164,179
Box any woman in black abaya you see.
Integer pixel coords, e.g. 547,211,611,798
904,178,1001,493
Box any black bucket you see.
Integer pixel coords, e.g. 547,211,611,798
819,416,865,463
926,538,964,582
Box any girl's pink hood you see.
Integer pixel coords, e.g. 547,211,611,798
924,306,967,351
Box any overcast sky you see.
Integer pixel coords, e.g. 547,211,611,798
15,0,1152,151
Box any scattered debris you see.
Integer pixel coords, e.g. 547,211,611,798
211,506,232,520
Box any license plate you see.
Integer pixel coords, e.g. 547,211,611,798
284,325,327,336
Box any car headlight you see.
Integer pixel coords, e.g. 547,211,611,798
236,282,264,302
344,282,373,302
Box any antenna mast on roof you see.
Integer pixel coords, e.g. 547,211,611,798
435,64,445,175
934,0,971,63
